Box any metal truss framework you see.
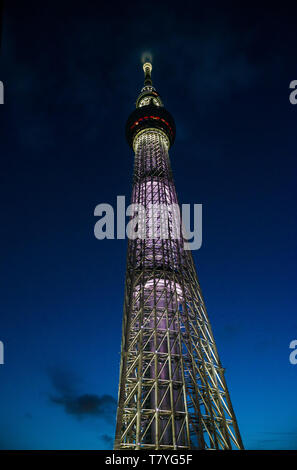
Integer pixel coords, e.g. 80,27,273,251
114,65,243,451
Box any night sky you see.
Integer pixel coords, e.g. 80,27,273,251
0,1,297,450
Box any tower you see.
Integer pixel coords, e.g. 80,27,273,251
114,62,243,450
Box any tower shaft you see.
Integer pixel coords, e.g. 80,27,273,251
114,63,243,450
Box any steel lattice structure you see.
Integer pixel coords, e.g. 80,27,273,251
114,62,243,450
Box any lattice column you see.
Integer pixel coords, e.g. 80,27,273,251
114,63,243,451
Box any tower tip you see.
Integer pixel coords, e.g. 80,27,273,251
143,62,152,86
143,62,152,74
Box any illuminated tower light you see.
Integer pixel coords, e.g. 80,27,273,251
114,61,244,450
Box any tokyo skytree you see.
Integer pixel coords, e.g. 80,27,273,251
114,62,243,450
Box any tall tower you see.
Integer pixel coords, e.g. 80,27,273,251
114,62,243,450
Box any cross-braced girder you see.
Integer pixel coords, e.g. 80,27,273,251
114,129,243,451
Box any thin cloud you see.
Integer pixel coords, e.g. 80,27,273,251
101,434,114,447
50,393,117,422
48,367,117,423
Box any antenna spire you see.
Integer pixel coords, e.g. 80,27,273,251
143,62,152,86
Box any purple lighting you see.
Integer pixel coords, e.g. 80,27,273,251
114,63,244,451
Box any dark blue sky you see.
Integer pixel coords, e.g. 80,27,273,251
0,1,297,450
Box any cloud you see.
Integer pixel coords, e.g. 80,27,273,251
101,434,114,447
50,393,117,422
47,367,117,423
2,2,264,156
48,367,81,396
